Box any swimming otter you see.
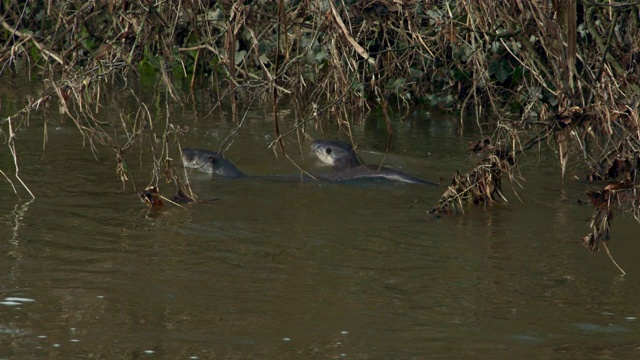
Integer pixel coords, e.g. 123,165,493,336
311,140,438,185
183,142,437,185
181,148,247,178
182,147,312,181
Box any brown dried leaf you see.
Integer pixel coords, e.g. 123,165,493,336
139,186,163,208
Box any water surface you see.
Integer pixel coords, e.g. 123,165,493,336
1,78,639,359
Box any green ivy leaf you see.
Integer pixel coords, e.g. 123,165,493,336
489,60,511,84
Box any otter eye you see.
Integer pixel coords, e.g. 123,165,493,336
326,148,332,155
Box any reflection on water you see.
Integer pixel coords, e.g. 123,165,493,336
1,84,640,359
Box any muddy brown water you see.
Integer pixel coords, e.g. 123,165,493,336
1,80,640,359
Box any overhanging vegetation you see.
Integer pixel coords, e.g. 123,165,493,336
0,0,638,272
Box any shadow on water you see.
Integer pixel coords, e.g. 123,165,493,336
1,81,640,359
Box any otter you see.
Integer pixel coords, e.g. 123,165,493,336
182,147,311,181
181,148,247,178
183,142,437,185
311,140,438,185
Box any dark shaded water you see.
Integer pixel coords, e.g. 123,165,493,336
1,79,640,359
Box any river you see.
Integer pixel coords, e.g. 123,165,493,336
1,76,639,359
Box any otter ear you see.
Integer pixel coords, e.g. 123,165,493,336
208,155,216,163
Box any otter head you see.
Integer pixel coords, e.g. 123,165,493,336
182,148,246,178
311,140,363,169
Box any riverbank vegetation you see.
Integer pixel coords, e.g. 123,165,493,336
1,0,639,271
